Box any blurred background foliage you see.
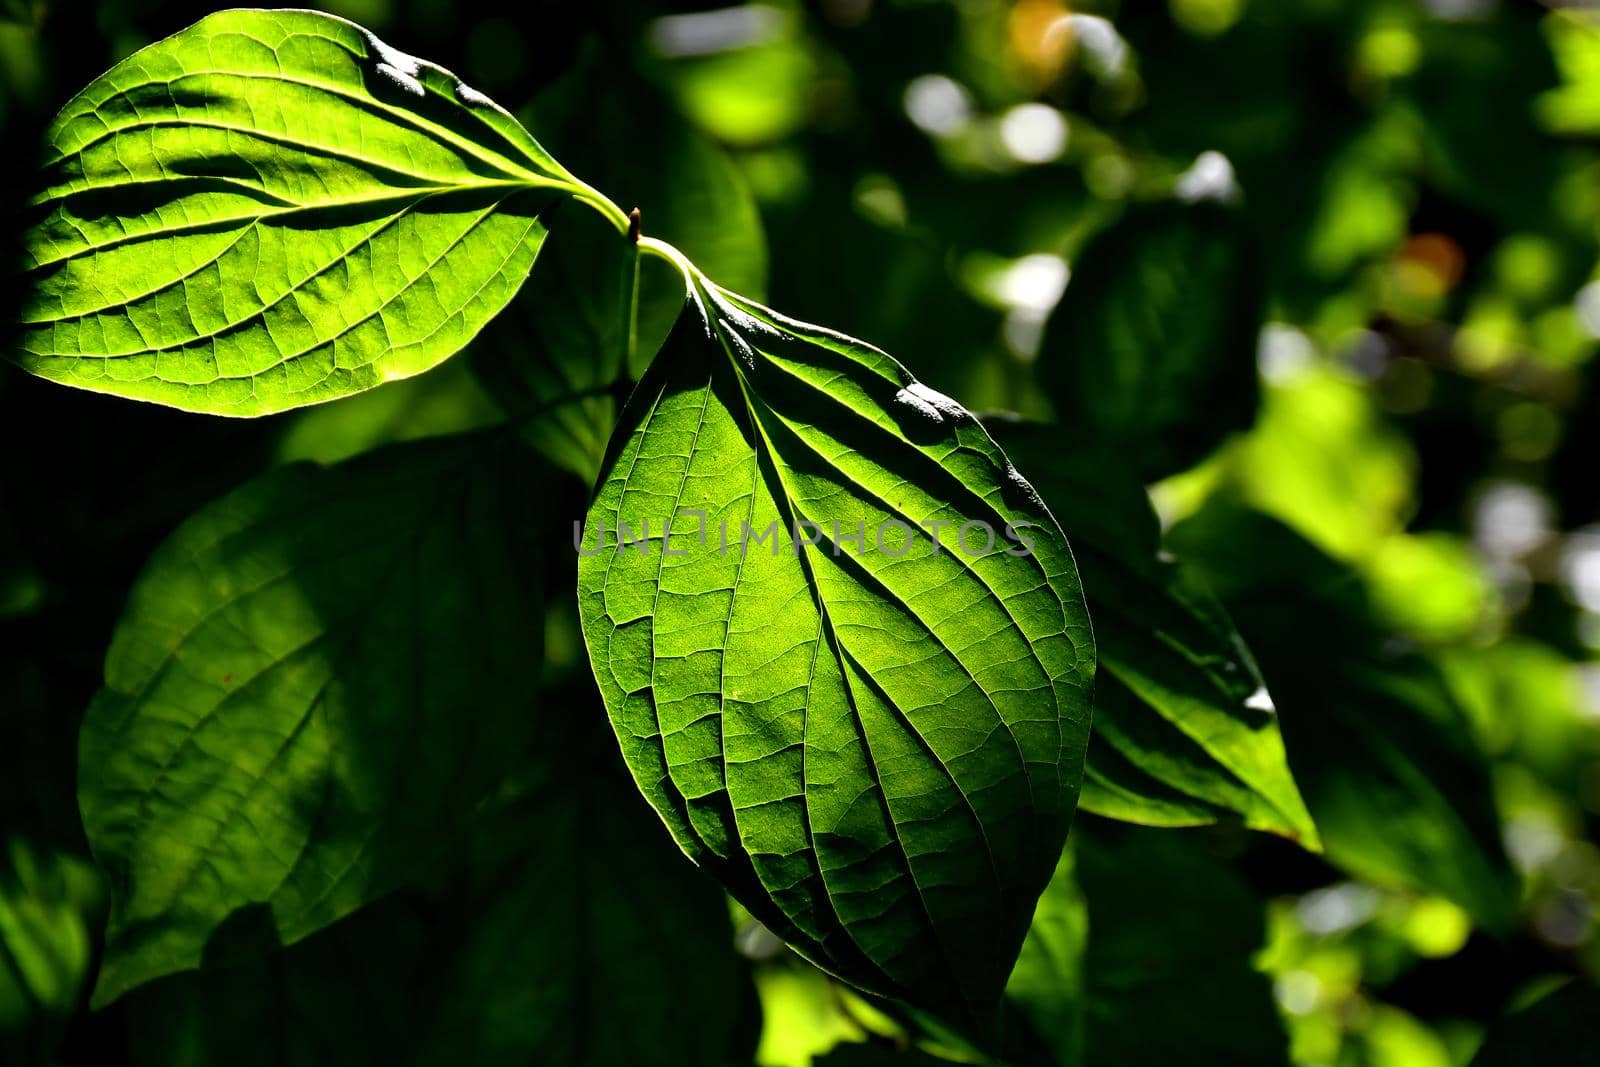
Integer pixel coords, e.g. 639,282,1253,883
6,0,1600,1064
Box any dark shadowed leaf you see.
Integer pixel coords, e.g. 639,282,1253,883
989,422,1316,844
1170,501,1518,931
577,257,1093,1031
418,696,754,1066
123,686,755,1067
14,9,590,415
1037,201,1264,481
1004,824,1288,1067
1001,845,1086,1067
79,433,546,1004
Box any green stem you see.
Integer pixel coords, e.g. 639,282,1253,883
567,180,632,235
620,234,640,377
637,235,696,275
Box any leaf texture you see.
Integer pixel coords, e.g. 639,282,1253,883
79,433,546,1005
1170,501,1518,931
576,262,1094,1029
16,9,579,415
989,424,1316,844
124,685,753,1067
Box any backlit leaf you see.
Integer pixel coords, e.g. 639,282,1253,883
15,9,585,415
577,258,1094,1030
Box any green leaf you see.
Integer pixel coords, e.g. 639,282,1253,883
420,712,753,1066
123,685,755,1067
1469,981,1600,1067
989,422,1317,845
1037,200,1264,481
79,433,546,1005
1004,825,1289,1067
15,9,590,416
1170,502,1519,932
576,259,1094,1031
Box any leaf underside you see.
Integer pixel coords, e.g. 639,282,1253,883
79,434,545,1005
577,276,1094,1028
17,8,576,416
987,425,1316,846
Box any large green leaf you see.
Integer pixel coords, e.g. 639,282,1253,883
1004,825,1288,1067
79,433,546,1005
989,422,1316,845
1037,201,1264,481
124,687,754,1067
577,257,1094,1030
15,9,590,415
1170,502,1519,931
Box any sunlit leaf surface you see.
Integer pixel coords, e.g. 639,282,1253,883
578,262,1093,1027
16,9,582,415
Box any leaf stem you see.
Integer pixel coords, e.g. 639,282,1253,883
567,180,632,236
637,235,697,277
621,226,640,377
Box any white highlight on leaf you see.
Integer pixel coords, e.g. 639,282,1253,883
999,104,1069,165
895,382,968,424
1005,465,1045,509
454,81,494,108
649,4,786,57
1244,685,1276,714
1256,323,1314,384
1275,971,1323,1016
1175,150,1241,206
1561,529,1600,613
904,75,974,137
1048,14,1130,79
1295,883,1379,934
1576,280,1600,339
365,32,427,98
993,254,1071,314
1473,482,1552,561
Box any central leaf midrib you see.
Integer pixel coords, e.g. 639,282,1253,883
696,284,1002,1021
25,176,554,278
